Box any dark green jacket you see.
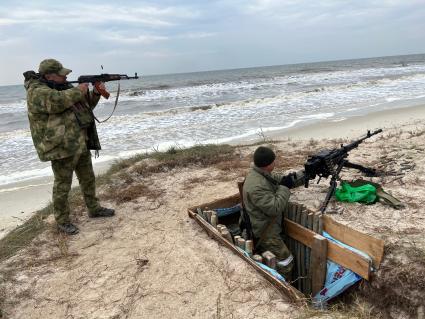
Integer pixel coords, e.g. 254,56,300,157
25,77,101,161
243,166,304,240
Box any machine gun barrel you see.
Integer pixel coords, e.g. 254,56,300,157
342,129,382,152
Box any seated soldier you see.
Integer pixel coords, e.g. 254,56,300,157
242,146,305,279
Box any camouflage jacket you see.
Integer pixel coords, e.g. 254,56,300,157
25,77,101,161
243,166,304,240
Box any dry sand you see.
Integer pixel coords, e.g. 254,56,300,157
1,104,425,318
0,160,113,239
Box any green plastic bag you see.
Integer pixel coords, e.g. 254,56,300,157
335,181,377,204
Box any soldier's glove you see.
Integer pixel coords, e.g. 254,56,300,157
280,172,296,189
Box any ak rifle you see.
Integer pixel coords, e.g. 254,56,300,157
67,73,139,99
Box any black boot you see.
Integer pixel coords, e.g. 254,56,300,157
89,207,115,218
57,222,79,235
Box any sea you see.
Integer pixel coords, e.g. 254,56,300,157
1,53,425,188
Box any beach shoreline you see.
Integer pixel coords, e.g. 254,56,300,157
0,160,113,238
2,101,425,238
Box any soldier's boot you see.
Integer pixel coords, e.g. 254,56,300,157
89,207,115,218
277,254,294,282
57,222,79,235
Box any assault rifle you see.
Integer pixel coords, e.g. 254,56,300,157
67,73,139,99
304,129,382,213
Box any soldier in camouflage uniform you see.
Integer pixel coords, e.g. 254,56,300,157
24,59,115,235
243,146,305,279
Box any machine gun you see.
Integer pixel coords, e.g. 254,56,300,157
304,129,382,213
67,73,139,99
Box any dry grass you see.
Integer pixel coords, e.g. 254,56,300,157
0,144,236,266
296,287,385,319
215,159,250,171
0,205,51,263
355,244,425,318
103,183,155,204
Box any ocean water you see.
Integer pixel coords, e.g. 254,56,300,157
1,53,425,187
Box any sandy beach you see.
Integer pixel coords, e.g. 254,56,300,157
1,101,425,318
2,101,425,237
0,159,114,238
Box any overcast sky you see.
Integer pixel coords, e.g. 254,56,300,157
0,0,424,85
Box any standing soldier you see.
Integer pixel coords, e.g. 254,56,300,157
24,59,115,235
243,146,305,280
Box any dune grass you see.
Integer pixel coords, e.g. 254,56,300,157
0,143,236,263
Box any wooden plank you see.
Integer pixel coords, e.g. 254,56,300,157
310,235,327,296
322,215,384,268
295,204,302,290
287,204,295,266
318,214,323,235
237,179,245,208
188,208,306,304
313,213,319,233
305,213,314,296
326,241,371,280
285,219,316,248
285,218,371,280
299,206,307,293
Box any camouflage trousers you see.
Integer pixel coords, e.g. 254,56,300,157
51,150,100,224
257,234,294,279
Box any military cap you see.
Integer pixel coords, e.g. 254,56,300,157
38,59,72,76
253,146,276,167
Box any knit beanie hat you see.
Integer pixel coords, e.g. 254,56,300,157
253,146,276,167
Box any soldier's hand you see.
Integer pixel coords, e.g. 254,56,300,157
78,83,89,93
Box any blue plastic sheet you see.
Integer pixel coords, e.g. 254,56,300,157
313,231,369,308
313,260,361,307
256,262,286,282
213,204,241,218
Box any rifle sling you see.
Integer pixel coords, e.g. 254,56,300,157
93,81,120,124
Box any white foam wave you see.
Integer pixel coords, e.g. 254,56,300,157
0,166,52,186
0,100,26,113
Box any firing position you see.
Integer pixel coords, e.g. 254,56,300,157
24,59,115,235
243,146,305,279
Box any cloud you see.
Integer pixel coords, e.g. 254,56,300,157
177,32,217,39
102,32,169,44
240,0,425,28
0,3,200,28
0,38,23,46
99,30,215,45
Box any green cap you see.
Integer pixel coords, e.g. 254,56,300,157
38,59,72,76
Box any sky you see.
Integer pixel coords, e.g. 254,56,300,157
0,0,424,85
